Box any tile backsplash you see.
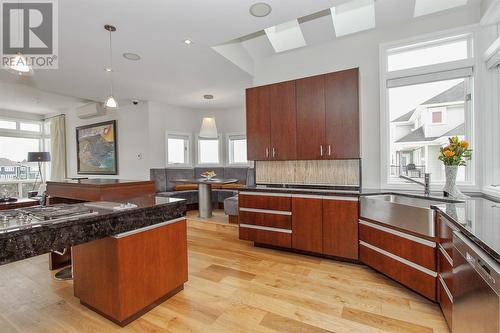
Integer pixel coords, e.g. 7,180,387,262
255,160,360,186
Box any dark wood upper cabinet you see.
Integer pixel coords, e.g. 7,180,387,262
296,75,326,160
322,199,359,260
246,68,359,161
324,68,360,159
246,86,271,160
292,197,323,253
270,81,297,160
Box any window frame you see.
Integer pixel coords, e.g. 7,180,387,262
226,133,249,166
379,26,479,191
196,135,223,167
165,131,192,168
430,107,446,125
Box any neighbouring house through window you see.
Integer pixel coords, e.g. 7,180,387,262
0,118,50,197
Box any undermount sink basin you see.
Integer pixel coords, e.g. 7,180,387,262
360,194,462,238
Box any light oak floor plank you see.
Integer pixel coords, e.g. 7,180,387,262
0,209,450,333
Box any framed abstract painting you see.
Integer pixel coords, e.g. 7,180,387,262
76,120,118,175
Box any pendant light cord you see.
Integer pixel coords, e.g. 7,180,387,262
108,29,113,95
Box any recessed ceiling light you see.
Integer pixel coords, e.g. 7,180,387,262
265,19,306,53
123,52,141,61
249,2,272,17
183,39,193,45
414,0,468,17
330,0,375,37
105,68,112,72
203,94,214,100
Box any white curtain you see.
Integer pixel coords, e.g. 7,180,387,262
49,115,67,181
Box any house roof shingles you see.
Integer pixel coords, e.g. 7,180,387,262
395,126,438,143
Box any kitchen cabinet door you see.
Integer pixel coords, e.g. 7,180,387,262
324,68,360,159
270,81,297,160
296,75,326,160
323,198,359,260
292,197,323,253
246,86,271,160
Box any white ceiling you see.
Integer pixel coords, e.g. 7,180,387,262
0,0,482,114
0,0,340,113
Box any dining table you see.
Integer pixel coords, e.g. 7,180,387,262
171,178,238,218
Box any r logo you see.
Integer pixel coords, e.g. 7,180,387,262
2,2,53,54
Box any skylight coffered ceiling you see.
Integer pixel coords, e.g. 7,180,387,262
331,0,376,37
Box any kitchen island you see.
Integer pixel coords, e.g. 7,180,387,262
0,195,188,326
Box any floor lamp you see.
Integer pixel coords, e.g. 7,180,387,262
27,152,51,192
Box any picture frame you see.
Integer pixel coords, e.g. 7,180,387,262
76,120,118,175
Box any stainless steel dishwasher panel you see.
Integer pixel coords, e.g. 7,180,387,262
453,232,500,333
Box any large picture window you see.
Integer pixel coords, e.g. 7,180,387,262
0,118,50,197
381,31,475,187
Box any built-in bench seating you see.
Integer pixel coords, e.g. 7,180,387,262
150,167,254,221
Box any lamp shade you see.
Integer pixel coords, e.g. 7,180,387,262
199,117,218,138
27,152,51,162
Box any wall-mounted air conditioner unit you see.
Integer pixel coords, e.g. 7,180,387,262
76,102,105,119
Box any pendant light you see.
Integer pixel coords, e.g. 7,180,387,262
199,117,218,138
7,0,33,76
104,24,118,110
199,94,218,138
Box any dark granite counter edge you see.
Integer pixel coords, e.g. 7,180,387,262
0,199,187,265
432,205,500,263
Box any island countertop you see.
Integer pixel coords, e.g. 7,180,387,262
0,195,186,265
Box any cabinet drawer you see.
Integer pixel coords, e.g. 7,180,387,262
239,193,291,211
438,245,453,290
438,276,453,329
239,225,291,248
239,210,291,229
438,215,457,259
360,241,437,301
359,220,436,271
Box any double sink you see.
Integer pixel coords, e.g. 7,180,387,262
360,194,463,238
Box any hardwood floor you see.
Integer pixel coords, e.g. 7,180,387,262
0,211,450,333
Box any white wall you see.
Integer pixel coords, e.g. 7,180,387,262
63,101,246,180
64,102,151,180
252,7,479,189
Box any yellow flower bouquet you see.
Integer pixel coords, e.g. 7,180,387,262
438,136,472,166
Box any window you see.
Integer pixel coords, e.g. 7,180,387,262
0,120,16,130
0,118,50,197
197,137,220,165
227,134,248,165
382,32,475,187
432,111,442,124
166,133,190,166
387,35,471,72
20,122,41,132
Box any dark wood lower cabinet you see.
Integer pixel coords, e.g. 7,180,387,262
360,242,437,301
359,220,436,271
73,219,188,326
323,198,359,260
239,226,291,248
438,276,453,328
292,197,323,253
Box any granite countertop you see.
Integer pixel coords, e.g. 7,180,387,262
0,195,186,265
433,197,500,262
